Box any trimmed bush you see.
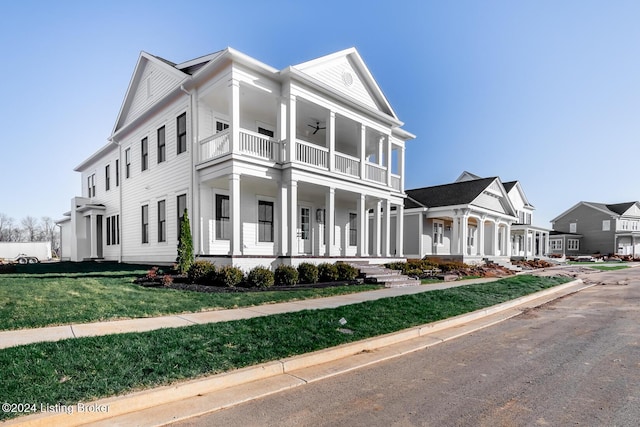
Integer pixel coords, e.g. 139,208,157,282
318,262,339,282
216,265,244,288
187,260,216,284
336,262,358,281
297,262,319,284
246,266,275,288
274,265,299,286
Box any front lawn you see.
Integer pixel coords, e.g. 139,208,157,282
588,265,630,271
0,263,379,331
0,274,570,420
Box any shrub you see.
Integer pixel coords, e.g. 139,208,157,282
297,262,319,284
274,265,299,286
188,260,216,284
336,262,358,281
318,262,339,282
162,274,174,286
246,266,275,288
176,209,194,274
216,265,244,288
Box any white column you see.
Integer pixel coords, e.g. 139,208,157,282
230,79,240,153
399,145,405,192
506,223,512,257
544,232,549,256
359,124,366,179
289,180,298,256
325,187,335,256
230,173,241,255
373,200,382,256
287,94,297,163
276,97,287,162
418,213,424,258
383,199,391,257
478,216,486,257
396,203,404,257
278,181,288,256
493,221,500,256
460,215,468,256
451,215,459,254
523,227,529,258
357,194,367,256
386,136,392,187
327,111,335,172
89,214,98,258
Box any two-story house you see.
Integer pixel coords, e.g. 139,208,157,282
549,201,640,257
57,47,415,270
402,172,550,263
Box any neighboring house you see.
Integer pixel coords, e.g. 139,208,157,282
57,47,415,269
549,201,640,257
402,172,550,263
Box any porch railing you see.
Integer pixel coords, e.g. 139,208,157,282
296,140,328,169
365,162,387,184
391,174,401,191
334,152,360,177
240,130,279,162
200,130,230,161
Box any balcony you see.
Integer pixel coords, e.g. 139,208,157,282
200,129,280,163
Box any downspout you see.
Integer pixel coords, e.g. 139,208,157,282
180,84,199,256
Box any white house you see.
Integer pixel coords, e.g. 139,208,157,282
402,172,550,263
57,47,415,270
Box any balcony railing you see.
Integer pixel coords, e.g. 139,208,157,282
200,129,278,163
390,174,401,191
334,152,360,177
365,162,387,184
296,140,328,169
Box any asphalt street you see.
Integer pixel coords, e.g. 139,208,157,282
173,267,640,427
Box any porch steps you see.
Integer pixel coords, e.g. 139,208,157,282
350,262,420,288
484,258,523,273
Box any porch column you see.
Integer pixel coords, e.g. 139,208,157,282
395,203,404,257
460,215,468,256
288,180,298,256
325,187,335,256
230,79,240,153
418,213,424,257
89,214,98,259
399,145,405,192
359,124,367,179
230,173,241,255
278,181,288,256
506,223,512,257
373,200,382,256
451,215,459,254
383,199,391,257
493,220,500,256
287,94,297,163
357,194,367,256
276,97,287,161
523,227,529,258
478,216,486,257
385,135,392,187
544,232,550,256
327,111,335,172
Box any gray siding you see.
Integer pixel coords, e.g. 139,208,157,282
554,204,614,254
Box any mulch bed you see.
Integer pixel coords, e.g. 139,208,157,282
138,280,371,293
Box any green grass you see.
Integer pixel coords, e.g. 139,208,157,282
0,274,570,420
0,263,380,331
588,265,629,271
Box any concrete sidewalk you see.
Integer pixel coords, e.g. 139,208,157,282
0,277,498,350
3,278,594,427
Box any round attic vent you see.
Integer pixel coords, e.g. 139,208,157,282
342,71,353,87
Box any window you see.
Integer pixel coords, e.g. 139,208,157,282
215,194,230,240
258,200,274,242
87,174,95,197
105,165,110,191
467,226,475,247
525,213,531,225
569,222,577,233
141,137,148,171
349,213,357,246
433,221,444,245
519,211,525,223
157,200,166,242
216,120,229,133
300,207,310,240
141,205,149,244
603,220,610,231
115,159,120,186
106,215,120,246
568,239,579,251
125,148,131,178
177,113,187,154
550,239,563,250
157,126,166,163
177,193,187,238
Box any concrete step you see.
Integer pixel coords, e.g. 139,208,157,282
350,263,420,288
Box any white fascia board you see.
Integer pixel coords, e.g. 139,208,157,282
74,142,118,172
190,48,279,83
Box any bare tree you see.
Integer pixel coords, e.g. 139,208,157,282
0,213,15,242
20,216,40,242
39,216,59,248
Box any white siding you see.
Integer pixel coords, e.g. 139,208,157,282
473,192,508,214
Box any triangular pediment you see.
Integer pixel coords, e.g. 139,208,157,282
292,48,396,118
470,178,517,217
112,52,187,135
619,202,640,217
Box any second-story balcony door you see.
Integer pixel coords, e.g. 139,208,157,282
298,206,312,255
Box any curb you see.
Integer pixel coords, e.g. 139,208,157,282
3,279,590,426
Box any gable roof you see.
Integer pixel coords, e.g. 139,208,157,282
605,202,637,215
550,201,640,223
406,177,498,209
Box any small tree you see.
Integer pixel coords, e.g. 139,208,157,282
176,209,194,274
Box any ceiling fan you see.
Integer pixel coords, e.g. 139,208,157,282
308,121,326,135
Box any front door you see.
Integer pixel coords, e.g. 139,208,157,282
298,206,312,254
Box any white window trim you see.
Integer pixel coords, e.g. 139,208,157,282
213,190,230,242
256,195,276,246
569,222,577,233
550,239,563,250
567,239,579,251
602,220,610,231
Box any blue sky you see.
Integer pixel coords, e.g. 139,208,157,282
1,0,639,227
